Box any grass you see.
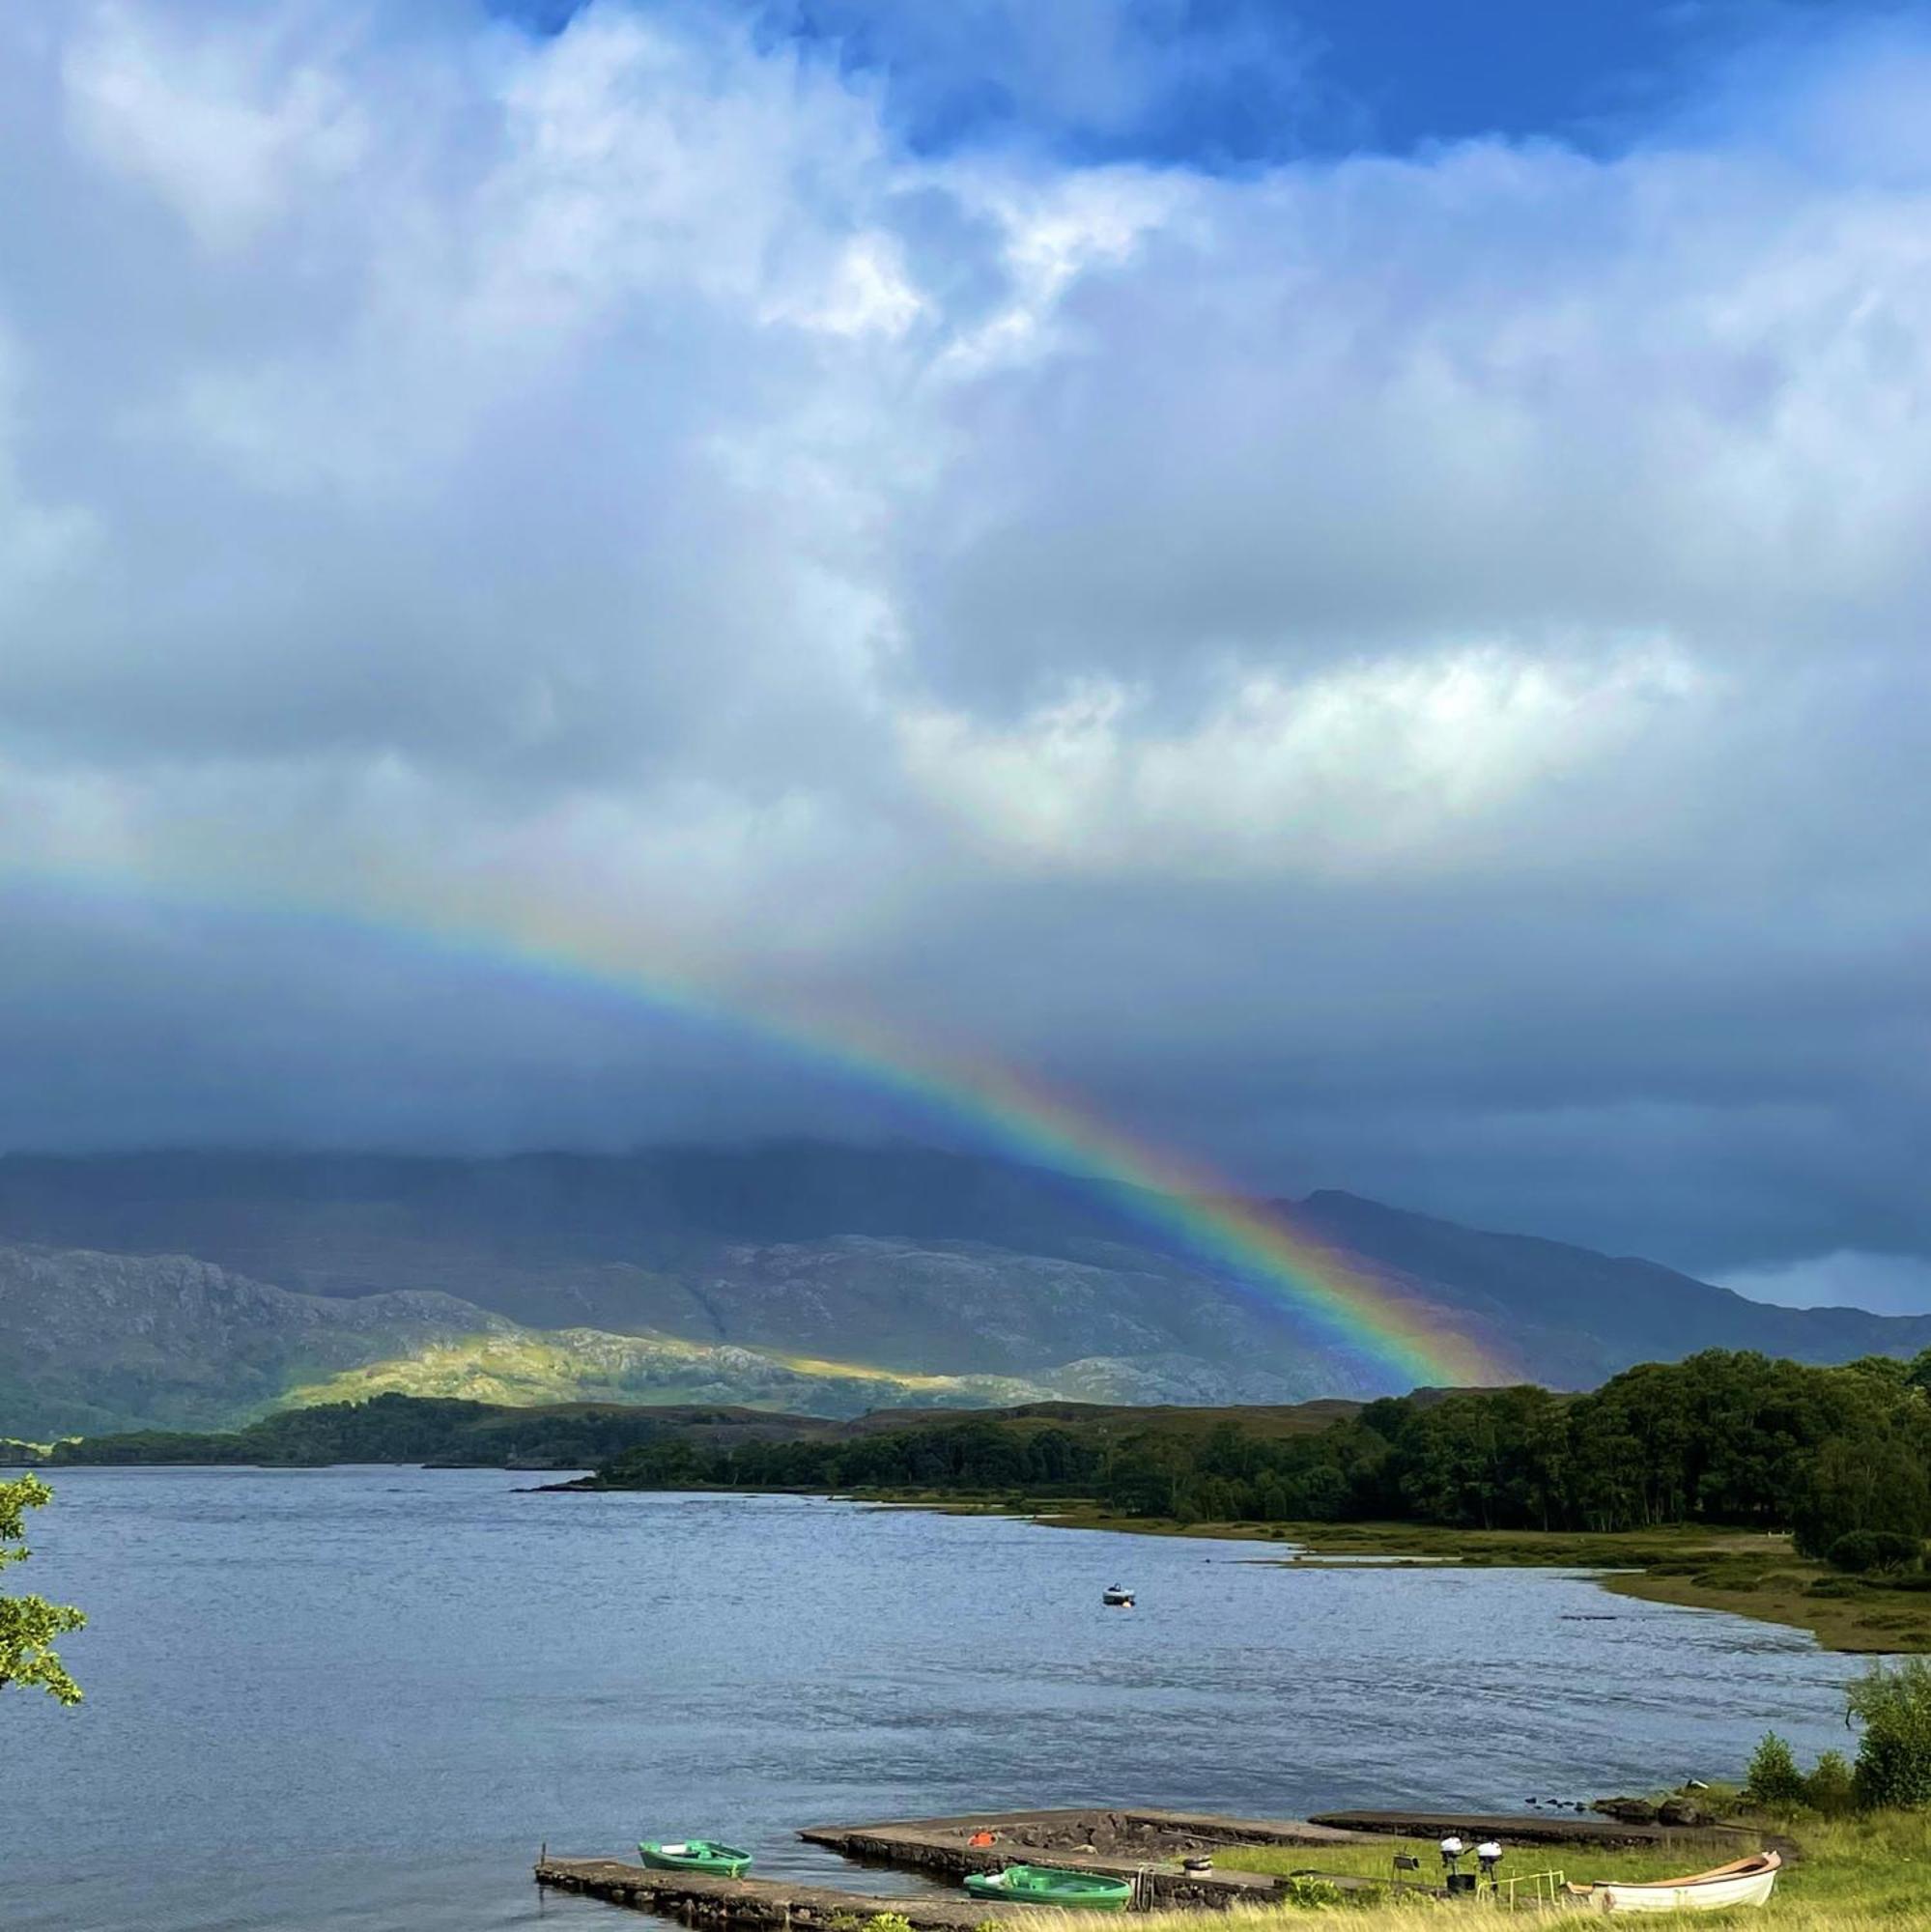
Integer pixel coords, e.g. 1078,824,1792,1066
1207,1833,1758,1886
280,1331,1046,1415
998,1810,1931,1929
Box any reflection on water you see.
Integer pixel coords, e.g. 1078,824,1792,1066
6,1469,1858,1932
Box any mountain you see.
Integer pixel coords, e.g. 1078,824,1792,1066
4,1143,1929,1439
0,1242,517,1438
1291,1190,1931,1386
0,1240,1138,1439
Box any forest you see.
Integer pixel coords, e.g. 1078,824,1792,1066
598,1349,1931,1567
20,1393,759,1470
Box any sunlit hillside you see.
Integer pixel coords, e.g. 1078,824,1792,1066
281,1329,1056,1418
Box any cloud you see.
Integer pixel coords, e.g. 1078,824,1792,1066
1719,1252,1931,1319
896,639,1705,877
0,1,1926,1285
64,2,367,250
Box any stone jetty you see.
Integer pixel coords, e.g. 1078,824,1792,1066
801,1806,1366,1909
532,1859,1011,1930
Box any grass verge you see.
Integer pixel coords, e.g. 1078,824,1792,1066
998,1809,1928,1928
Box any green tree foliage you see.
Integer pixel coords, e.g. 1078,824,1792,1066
1,1475,85,1706
45,1392,786,1471
46,1347,1931,1561
1825,1530,1924,1575
1847,1659,1931,1810
1794,1429,1931,1558
586,1349,1931,1546
1743,1731,1806,1810
1804,1749,1857,1816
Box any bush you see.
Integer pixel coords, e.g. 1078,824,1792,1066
1744,1731,1807,1810
1828,1530,1924,1574
1805,1577,1864,1598
1848,1659,1931,1809
1805,1749,1856,1816
1282,1877,1345,1909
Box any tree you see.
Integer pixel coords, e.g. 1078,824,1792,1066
1794,1429,1931,1559
1825,1530,1924,1575
1,1475,85,1705
1846,1658,1931,1810
1743,1731,1805,1810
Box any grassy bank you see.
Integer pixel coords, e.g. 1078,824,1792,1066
1001,1811,1928,1929
1270,1520,1931,1654
943,1505,1931,1653
1214,1833,1766,1887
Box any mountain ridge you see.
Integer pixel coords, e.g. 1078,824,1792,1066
6,1143,1928,1439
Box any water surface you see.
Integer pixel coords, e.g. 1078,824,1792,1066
6,1468,1858,1932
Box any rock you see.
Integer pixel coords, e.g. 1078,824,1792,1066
1593,1798,1660,1825
1658,1798,1713,1828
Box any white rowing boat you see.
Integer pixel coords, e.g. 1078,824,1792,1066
1566,1850,1780,1914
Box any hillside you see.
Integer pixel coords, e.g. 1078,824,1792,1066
0,1241,1113,1439
0,1242,520,1438
6,1143,1931,1437
1292,1191,1931,1388
14,1389,1367,1469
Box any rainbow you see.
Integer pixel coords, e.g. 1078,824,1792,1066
5,868,1511,1390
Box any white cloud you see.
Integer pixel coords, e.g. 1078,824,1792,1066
63,1,367,250
897,639,1705,876
0,1,1927,1273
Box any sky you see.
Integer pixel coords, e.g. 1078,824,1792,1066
0,0,1928,1310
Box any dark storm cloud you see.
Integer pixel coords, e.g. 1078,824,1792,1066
1,2,1928,1308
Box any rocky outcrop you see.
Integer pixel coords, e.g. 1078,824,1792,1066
0,1242,518,1437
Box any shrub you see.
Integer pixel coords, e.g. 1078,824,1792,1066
1828,1530,1924,1574
1282,1877,1345,1909
1848,1658,1931,1809
1805,1577,1864,1598
1805,1749,1857,1816
1743,1731,1807,1810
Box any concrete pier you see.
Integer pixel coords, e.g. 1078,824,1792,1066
798,1807,1368,1911
537,1804,1679,1920
533,1858,1011,1929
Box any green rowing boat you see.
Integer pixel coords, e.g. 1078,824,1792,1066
639,1839,753,1877
964,1865,1134,1910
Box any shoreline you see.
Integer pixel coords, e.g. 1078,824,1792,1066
29,1453,1931,1654
1014,1508,1931,1654
582,1480,1931,1655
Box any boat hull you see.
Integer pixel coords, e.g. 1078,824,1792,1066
1568,1851,1780,1914
639,1841,753,1878
965,1865,1134,1910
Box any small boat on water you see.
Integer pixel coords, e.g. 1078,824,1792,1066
639,1840,753,1877
965,1865,1134,1911
1565,1850,1780,1914
1102,1584,1135,1607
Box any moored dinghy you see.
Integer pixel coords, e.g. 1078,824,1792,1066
639,1839,753,1877
1566,1850,1780,1914
965,1865,1135,1910
1102,1584,1135,1607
